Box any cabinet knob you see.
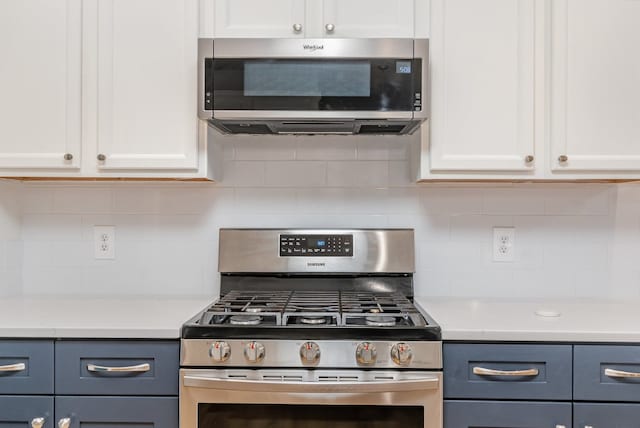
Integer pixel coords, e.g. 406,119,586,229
31,418,45,428
558,155,568,163
97,154,107,161
524,155,534,163
293,23,302,33
325,23,335,33
63,153,73,161
58,418,71,428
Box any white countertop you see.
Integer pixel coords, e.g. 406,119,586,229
416,297,640,342
0,296,211,339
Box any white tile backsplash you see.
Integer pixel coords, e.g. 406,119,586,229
2,141,640,299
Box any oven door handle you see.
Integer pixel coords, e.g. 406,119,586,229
183,375,440,393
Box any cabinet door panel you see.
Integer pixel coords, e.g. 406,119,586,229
0,340,54,395
0,396,54,428
321,0,415,38
445,400,572,428
574,345,640,402
55,396,178,428
575,403,640,427
550,0,640,172
96,0,199,170
0,0,81,170
214,0,306,37
430,0,535,172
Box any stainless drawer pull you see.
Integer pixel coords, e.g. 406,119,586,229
58,418,70,428
473,367,539,377
87,363,150,373
31,418,45,428
0,363,26,372
605,368,640,379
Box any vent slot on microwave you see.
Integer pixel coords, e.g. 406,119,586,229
358,124,407,134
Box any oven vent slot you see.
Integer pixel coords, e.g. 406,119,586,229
262,375,304,382
374,376,395,381
319,376,359,382
319,376,338,382
284,375,303,381
228,374,248,379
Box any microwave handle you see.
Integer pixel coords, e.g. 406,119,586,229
183,374,440,393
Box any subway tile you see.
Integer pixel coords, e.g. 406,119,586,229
296,138,357,161
222,161,266,187
52,187,113,214
450,215,514,242
235,188,297,214
22,214,83,241
326,161,389,187
422,188,483,215
235,137,297,161
544,187,611,216
482,188,545,215
265,161,327,187
355,138,410,161
22,187,54,213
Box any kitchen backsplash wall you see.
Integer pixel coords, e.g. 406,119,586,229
0,180,22,296
7,136,640,299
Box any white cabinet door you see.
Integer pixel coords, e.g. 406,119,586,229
0,0,82,170
320,0,415,38
550,0,640,172
95,0,200,170
429,0,536,172
214,0,306,37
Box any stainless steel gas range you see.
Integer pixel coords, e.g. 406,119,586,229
180,229,443,428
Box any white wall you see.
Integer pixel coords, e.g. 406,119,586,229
0,179,22,296
15,136,640,299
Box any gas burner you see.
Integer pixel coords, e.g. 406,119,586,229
229,315,262,326
300,316,328,325
245,305,266,313
365,316,397,327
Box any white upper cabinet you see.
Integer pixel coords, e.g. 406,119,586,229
214,0,306,37
0,0,82,171
428,0,536,173
319,0,415,38
94,0,200,171
549,0,640,173
212,0,415,38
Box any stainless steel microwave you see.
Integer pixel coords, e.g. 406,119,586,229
198,38,428,135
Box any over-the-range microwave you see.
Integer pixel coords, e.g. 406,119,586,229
198,38,428,135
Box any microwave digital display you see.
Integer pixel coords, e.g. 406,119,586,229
396,61,412,74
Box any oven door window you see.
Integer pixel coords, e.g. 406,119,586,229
199,404,423,427
209,59,420,111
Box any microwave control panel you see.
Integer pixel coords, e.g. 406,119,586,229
280,234,353,257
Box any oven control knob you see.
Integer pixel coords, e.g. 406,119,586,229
209,341,231,362
390,343,413,366
355,342,377,366
299,342,321,365
244,341,266,363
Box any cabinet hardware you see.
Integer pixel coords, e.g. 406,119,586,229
87,362,151,373
325,23,335,32
472,367,539,377
63,153,73,161
558,155,568,163
97,154,107,161
293,23,302,33
31,418,45,428
604,368,640,378
525,155,534,163
58,418,70,428
0,362,26,372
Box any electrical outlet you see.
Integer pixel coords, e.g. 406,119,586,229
94,226,115,260
493,227,515,262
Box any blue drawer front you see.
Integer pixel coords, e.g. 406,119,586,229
444,343,572,400
574,345,640,402
55,340,179,396
0,340,54,395
445,400,572,427
56,396,178,428
575,403,640,427
0,395,54,427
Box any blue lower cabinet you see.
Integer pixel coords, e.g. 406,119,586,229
444,400,572,427
575,403,640,427
55,396,178,428
0,396,54,427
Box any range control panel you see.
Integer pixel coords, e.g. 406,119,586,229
279,234,353,257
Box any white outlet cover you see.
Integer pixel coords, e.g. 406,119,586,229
94,226,115,260
493,227,515,262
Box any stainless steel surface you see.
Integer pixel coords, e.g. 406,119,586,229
390,343,413,366
198,38,214,120
558,155,569,163
0,362,26,372
212,110,414,120
472,367,539,377
325,23,335,33
299,342,321,365
97,154,106,161
525,155,535,163
414,38,430,121
86,363,151,373
57,418,70,428
63,153,73,161
293,23,302,33
208,38,415,59
209,341,231,362
218,229,415,274
31,418,45,428
355,342,377,366
181,339,442,369
243,341,266,363
180,369,442,428
604,367,640,379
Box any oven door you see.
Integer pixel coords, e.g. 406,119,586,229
180,369,442,428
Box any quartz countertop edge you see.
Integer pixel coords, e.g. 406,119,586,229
0,296,212,339
415,297,640,343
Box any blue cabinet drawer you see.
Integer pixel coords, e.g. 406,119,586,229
574,345,640,402
0,396,54,427
0,340,54,395
575,403,640,427
55,340,179,395
56,396,178,428
445,400,572,428
444,343,572,400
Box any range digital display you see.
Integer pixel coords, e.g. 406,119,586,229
280,234,353,257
